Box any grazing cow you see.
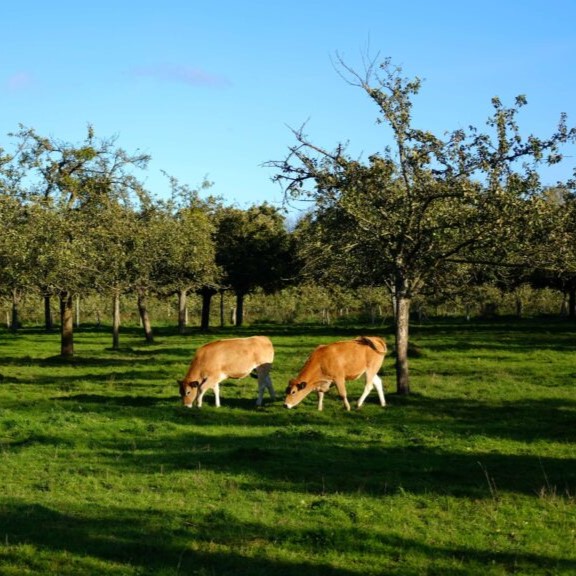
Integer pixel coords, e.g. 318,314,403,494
178,336,275,408
284,336,387,411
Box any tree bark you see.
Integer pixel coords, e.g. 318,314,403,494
137,292,154,343
112,291,121,350
568,284,576,320
10,289,20,331
394,293,411,395
235,292,245,327
75,294,81,327
44,295,53,331
198,286,217,332
515,294,524,318
220,289,225,327
177,289,187,334
60,291,74,357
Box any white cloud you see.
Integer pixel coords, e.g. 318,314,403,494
6,72,34,91
129,64,231,88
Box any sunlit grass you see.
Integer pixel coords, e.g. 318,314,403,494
0,318,575,574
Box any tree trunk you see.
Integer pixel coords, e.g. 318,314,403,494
220,289,225,327
515,294,523,318
394,293,411,395
198,286,217,332
44,295,53,331
235,293,245,327
75,294,81,327
137,292,154,343
112,291,121,350
177,289,187,335
10,289,20,331
60,291,74,357
568,284,576,320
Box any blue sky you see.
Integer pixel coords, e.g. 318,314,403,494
2,1,575,213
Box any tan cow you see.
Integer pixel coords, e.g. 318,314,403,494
178,336,275,408
284,336,387,411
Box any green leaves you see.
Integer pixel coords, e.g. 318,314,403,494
271,56,576,297
215,204,295,296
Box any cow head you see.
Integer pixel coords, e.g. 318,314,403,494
283,379,313,409
178,379,201,407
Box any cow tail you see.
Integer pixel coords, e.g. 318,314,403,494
356,336,386,355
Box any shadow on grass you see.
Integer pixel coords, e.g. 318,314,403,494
0,368,171,388
60,393,170,408
394,392,576,444
73,394,576,500
0,502,361,576
127,436,576,499
0,502,574,576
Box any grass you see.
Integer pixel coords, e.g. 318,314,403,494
0,318,575,575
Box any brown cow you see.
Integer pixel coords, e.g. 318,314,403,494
178,336,275,408
284,336,387,411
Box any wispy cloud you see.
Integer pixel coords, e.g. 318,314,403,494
129,64,231,88
6,71,34,91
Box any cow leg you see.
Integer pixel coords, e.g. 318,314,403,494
357,376,374,408
372,374,386,407
358,373,386,408
317,390,325,411
334,379,351,411
265,370,276,401
198,379,221,408
255,363,275,406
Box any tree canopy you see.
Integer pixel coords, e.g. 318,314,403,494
215,203,296,326
268,56,576,393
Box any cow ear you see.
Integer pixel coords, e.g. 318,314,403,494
298,381,307,390
177,379,183,386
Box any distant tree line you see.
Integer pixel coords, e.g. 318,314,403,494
2,56,576,395
0,125,296,355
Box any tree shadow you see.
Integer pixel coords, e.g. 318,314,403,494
88,420,575,500
394,393,576,444
60,393,170,408
1,502,573,575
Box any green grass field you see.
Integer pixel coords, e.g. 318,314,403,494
0,319,575,575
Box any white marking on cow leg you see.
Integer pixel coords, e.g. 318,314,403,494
198,377,214,408
342,395,351,411
317,391,325,411
372,374,386,406
357,376,375,408
213,382,221,407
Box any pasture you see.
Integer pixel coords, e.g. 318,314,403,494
0,319,575,575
